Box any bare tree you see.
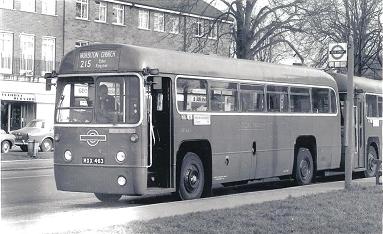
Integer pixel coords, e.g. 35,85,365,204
298,0,382,79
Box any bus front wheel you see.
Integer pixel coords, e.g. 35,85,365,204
178,152,205,200
364,145,378,178
94,193,122,202
294,148,314,185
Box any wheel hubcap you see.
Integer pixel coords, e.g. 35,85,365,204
184,165,200,193
3,143,9,152
300,160,311,179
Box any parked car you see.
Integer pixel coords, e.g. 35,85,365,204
1,129,16,153
11,119,54,152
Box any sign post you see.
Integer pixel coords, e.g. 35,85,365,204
344,37,354,190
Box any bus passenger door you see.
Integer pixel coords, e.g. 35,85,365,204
149,77,173,188
354,94,365,169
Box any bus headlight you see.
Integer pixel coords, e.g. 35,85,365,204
116,152,126,163
64,150,72,162
117,176,126,186
130,134,139,143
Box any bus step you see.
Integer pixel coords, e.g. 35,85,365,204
146,187,176,196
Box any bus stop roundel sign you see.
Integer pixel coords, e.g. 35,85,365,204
328,43,347,62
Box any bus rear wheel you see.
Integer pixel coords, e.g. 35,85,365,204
295,148,314,185
178,152,205,200
364,145,378,178
94,193,122,202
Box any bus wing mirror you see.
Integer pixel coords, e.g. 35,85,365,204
44,71,57,91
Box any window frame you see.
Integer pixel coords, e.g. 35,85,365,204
76,0,88,20
0,0,13,9
153,12,165,32
41,0,56,15
20,0,35,12
19,34,35,75
0,31,13,74
112,4,124,25
95,1,107,23
138,9,150,30
168,15,179,34
194,20,203,37
41,37,55,75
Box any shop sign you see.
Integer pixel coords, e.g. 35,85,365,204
1,92,36,102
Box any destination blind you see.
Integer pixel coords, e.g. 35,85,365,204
75,49,120,71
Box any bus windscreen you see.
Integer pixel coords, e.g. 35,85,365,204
56,75,140,124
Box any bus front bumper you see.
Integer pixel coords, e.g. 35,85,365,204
54,164,147,195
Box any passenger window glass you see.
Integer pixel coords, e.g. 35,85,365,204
177,78,207,112
330,90,337,113
312,88,330,113
267,86,288,112
366,94,378,117
378,96,382,117
210,81,238,112
240,84,264,112
289,87,311,113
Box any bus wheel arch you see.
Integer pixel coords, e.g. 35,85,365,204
293,136,317,185
176,140,212,199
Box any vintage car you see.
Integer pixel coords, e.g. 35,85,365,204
1,129,16,153
11,119,54,152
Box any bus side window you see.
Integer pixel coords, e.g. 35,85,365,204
330,90,337,113
240,84,264,112
210,81,238,112
366,94,378,117
289,87,311,113
378,96,382,117
267,85,288,112
312,88,329,113
177,78,207,112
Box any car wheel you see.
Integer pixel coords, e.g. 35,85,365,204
1,141,11,153
40,138,53,152
94,193,122,202
20,145,28,152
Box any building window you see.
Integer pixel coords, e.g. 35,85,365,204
0,0,13,9
41,37,55,75
19,34,34,75
41,0,55,15
95,1,107,22
0,32,13,74
112,4,124,25
20,0,35,12
168,15,179,34
76,0,88,19
75,40,89,48
138,9,149,29
153,12,165,32
194,20,203,37
208,22,217,39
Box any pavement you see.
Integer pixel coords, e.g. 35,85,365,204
1,147,53,171
2,177,379,234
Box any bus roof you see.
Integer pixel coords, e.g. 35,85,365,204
330,73,382,95
59,43,337,88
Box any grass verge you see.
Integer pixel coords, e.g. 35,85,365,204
86,185,383,233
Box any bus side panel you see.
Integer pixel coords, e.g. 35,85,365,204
364,117,382,158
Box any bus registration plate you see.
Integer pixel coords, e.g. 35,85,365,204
82,157,104,164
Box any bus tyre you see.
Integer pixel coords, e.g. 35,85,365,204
40,138,53,152
364,146,377,178
20,145,28,152
94,193,122,202
178,152,205,200
1,141,11,153
295,148,314,185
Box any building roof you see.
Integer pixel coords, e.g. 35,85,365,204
59,43,337,89
119,0,225,19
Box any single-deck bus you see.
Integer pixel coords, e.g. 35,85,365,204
331,73,382,177
48,44,374,201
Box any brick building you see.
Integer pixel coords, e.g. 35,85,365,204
0,0,232,132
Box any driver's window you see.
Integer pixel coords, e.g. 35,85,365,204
96,78,124,123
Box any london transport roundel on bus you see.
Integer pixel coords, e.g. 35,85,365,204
328,43,347,62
